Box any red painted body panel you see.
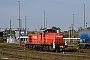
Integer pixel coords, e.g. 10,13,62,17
28,29,64,44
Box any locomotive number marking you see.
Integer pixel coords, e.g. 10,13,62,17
56,36,63,38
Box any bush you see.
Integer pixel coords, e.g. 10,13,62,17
0,38,4,43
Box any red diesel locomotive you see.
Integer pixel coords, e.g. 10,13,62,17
25,29,65,51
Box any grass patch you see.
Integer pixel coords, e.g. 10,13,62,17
67,42,77,46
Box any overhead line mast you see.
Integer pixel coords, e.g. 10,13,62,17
18,0,21,46
43,11,45,29
83,3,85,29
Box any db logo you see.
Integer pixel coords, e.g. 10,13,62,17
33,36,37,39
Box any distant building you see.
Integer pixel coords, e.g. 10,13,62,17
0,32,7,39
0,32,3,38
7,36,16,43
15,30,28,44
15,30,27,36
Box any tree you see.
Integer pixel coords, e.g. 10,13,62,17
77,27,84,32
63,31,69,38
63,29,79,38
52,26,61,32
4,29,15,37
87,27,90,30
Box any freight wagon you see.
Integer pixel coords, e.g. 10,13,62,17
78,30,90,48
25,29,66,52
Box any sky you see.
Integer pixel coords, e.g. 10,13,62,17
0,0,90,31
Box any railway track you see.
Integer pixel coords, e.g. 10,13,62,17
0,43,90,60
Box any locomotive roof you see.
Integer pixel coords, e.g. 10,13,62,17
43,29,56,33
40,28,58,33
44,29,56,31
